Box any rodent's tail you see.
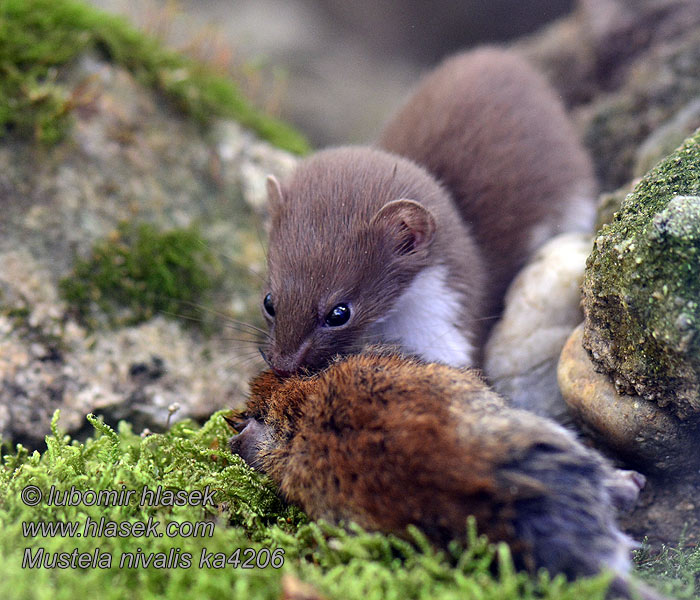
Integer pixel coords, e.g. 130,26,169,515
609,575,672,600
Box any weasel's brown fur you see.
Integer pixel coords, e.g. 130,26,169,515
262,48,595,374
379,47,596,313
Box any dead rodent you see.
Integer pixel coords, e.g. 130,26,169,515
261,47,595,375
229,351,667,600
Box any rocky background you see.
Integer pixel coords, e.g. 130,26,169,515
1,0,700,552
0,50,297,448
86,0,575,147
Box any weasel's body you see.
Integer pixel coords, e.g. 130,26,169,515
229,351,662,598
262,48,595,374
379,48,595,313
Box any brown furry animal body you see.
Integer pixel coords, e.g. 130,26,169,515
229,351,660,597
379,47,596,314
261,48,595,375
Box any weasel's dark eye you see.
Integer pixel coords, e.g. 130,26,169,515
325,303,350,327
263,293,275,317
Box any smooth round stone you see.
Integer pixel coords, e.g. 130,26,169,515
558,324,700,473
484,232,592,423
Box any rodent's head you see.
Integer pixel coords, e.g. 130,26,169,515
261,147,440,375
229,368,314,469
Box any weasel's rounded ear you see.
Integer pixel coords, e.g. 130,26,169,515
370,199,436,255
266,175,284,213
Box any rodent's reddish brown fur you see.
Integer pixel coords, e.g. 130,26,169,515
235,351,635,579
246,355,520,551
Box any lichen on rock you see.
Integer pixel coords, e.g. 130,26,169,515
582,130,700,418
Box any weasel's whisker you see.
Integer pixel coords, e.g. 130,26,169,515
223,353,267,370
220,336,266,345
468,313,501,324
220,320,271,339
244,265,266,284
175,299,267,331
159,309,209,324
258,348,272,368
253,212,269,263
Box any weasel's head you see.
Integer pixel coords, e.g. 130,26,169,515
261,148,438,376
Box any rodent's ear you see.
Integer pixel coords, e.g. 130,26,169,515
370,199,436,255
266,175,284,213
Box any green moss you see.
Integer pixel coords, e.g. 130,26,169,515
593,182,634,233
635,540,700,599
0,0,309,153
59,221,221,329
583,131,700,416
0,410,653,600
614,135,700,228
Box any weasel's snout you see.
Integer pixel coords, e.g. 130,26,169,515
267,338,319,376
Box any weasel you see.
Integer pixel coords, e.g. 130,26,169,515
228,351,663,600
261,48,595,375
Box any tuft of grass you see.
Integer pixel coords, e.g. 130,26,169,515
0,409,681,600
0,0,310,153
634,540,700,599
59,221,221,329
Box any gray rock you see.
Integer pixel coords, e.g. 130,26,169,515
0,54,296,446
518,0,700,190
634,98,700,177
483,233,591,423
213,120,297,212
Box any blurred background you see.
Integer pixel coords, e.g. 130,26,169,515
86,0,574,146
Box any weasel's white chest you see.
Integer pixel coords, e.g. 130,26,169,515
369,265,474,367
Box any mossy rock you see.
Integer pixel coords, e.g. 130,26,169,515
582,28,700,190
59,221,221,329
0,0,309,154
582,130,700,418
